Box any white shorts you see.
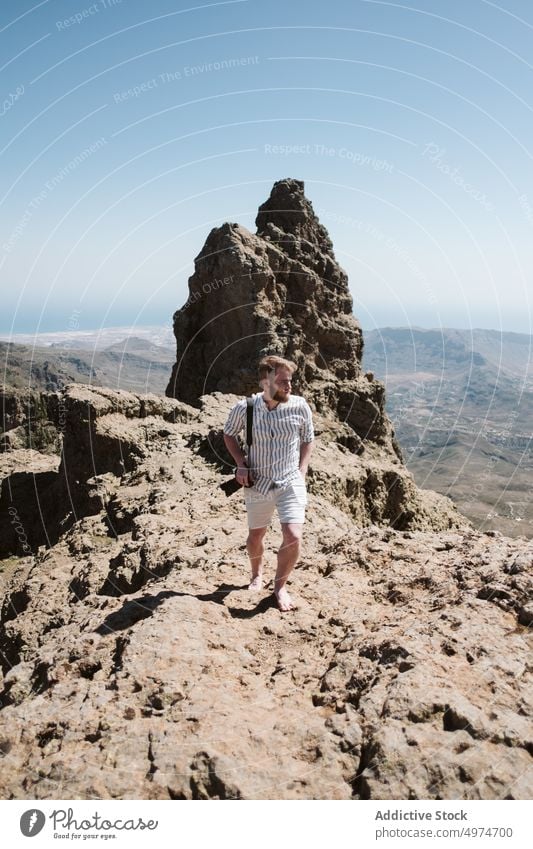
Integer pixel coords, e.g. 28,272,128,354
244,474,307,529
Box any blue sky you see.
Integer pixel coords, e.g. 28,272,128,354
1,0,532,335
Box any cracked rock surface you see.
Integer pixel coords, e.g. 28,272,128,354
0,385,531,799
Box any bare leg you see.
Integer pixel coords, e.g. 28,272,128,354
274,523,303,611
246,526,267,590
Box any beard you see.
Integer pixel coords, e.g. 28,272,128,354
273,388,290,401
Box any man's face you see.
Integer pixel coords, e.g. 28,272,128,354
267,367,292,402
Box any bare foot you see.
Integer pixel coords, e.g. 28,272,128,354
248,574,263,591
275,586,295,611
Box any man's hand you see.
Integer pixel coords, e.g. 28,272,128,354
224,434,251,486
236,464,251,487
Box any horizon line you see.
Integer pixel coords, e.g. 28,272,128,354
1,322,532,341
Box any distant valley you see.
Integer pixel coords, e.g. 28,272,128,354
0,331,175,396
363,327,533,538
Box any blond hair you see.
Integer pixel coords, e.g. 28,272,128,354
258,355,297,381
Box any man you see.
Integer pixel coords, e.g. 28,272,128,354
223,355,314,612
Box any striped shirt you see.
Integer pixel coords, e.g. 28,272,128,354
223,392,314,496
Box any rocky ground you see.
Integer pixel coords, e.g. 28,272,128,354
0,386,531,800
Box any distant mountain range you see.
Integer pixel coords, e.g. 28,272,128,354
0,325,175,351
0,334,175,395
363,327,533,538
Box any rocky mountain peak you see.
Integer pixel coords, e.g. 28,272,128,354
166,179,387,448
161,181,479,534
255,178,335,256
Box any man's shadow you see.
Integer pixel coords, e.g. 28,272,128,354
94,582,275,634
226,595,277,618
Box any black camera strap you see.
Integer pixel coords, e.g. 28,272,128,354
246,397,254,447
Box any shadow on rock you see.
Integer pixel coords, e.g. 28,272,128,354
95,583,248,634
195,582,248,604
95,591,178,634
227,594,277,618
